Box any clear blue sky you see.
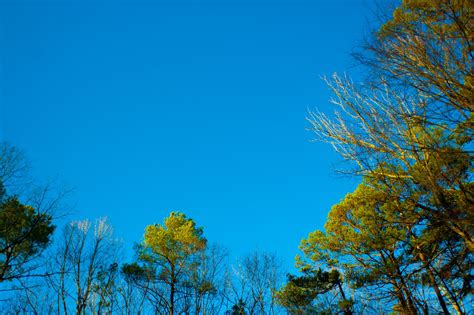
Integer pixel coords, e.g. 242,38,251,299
1,0,369,270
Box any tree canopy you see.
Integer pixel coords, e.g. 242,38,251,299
279,0,473,313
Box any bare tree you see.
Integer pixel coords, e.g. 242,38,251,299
116,262,151,315
225,251,283,315
48,217,121,315
187,244,229,315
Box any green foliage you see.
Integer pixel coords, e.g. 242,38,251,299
140,211,207,266
121,262,154,282
228,299,247,315
132,211,208,314
376,0,473,113
276,268,352,314
0,186,55,282
303,0,473,312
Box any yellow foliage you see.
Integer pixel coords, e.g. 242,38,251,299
143,211,207,265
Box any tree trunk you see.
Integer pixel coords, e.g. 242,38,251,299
336,281,352,315
426,266,450,315
170,264,175,315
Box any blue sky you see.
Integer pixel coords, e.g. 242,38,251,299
1,0,369,270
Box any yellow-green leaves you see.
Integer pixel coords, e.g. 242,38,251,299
0,197,55,282
134,212,208,314
142,212,207,265
296,179,421,311
299,182,412,268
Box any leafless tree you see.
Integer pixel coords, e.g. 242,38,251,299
187,244,229,315
225,251,283,315
47,217,122,315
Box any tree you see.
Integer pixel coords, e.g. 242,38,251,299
226,299,246,315
47,217,120,315
304,1,473,311
0,143,56,284
90,262,119,314
357,0,473,115
241,251,282,315
187,244,229,314
294,175,472,313
307,0,473,257
0,143,73,312
0,143,29,191
276,269,352,315
299,181,422,312
118,262,152,314
308,74,473,251
0,192,55,282
224,251,283,315
133,211,207,315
